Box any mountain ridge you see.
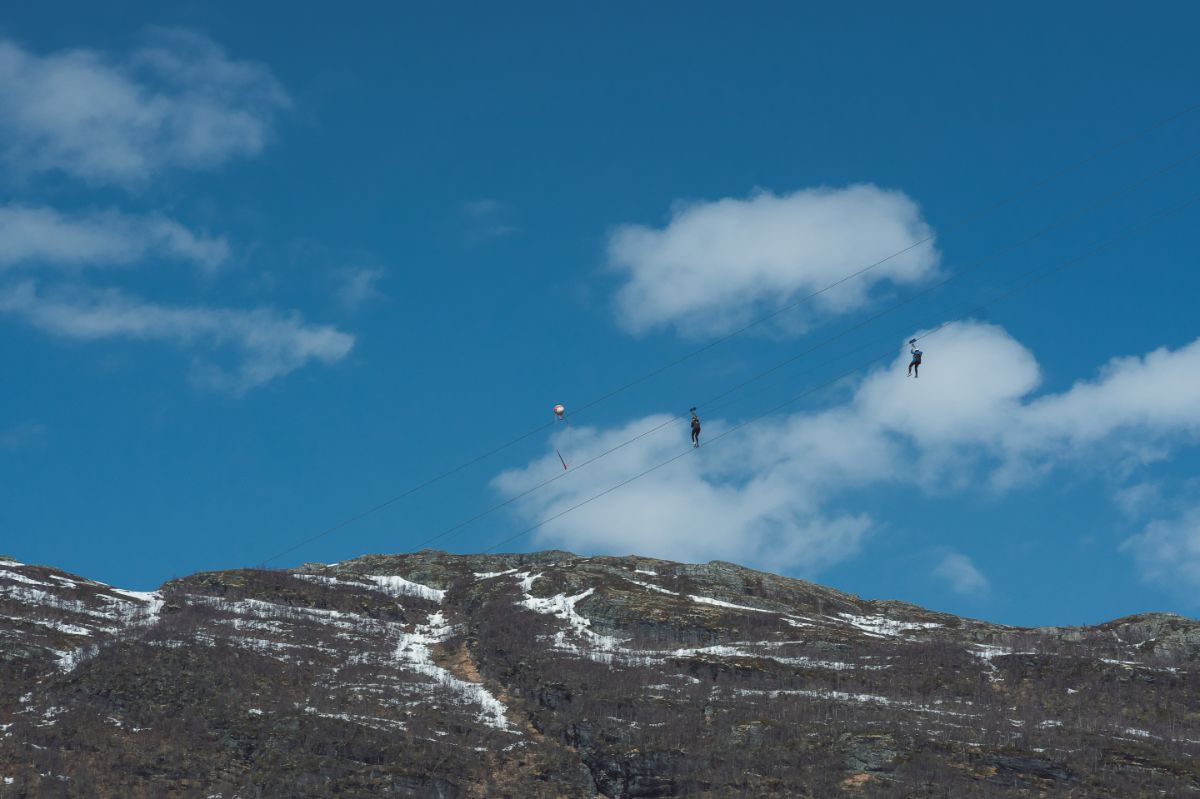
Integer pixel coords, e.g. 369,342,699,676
1,550,1198,796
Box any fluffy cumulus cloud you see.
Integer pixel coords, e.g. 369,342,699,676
0,29,289,184
492,415,873,571
0,281,353,392
850,324,1200,489
1121,507,1200,595
933,552,990,595
0,205,228,271
608,185,939,336
494,322,1200,573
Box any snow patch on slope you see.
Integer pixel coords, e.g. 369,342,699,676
292,573,445,603
474,569,518,579
56,645,98,672
970,644,1015,660
838,613,943,638
0,586,111,621
517,572,541,592
514,574,917,671
180,592,513,732
58,590,163,672
690,595,774,613
626,577,678,596
0,569,52,587
0,614,93,637
395,611,513,731
0,568,165,672
735,687,980,718
625,578,815,630
106,590,164,626
521,588,623,654
365,575,446,603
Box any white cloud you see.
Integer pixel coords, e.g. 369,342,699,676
1114,482,1163,518
0,32,358,395
493,415,872,573
0,281,353,392
494,322,1200,574
932,552,990,595
463,199,504,217
1021,342,1200,450
334,267,385,309
608,185,939,336
0,205,228,271
1121,507,1200,595
849,324,1200,489
462,199,518,238
0,420,48,450
0,29,289,185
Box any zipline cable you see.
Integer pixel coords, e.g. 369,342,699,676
257,102,1200,567
479,193,1200,555
373,146,1196,553
560,102,1200,422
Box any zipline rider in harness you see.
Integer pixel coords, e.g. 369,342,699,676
690,408,701,448
907,339,923,378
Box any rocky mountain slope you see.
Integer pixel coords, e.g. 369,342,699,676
0,550,1197,797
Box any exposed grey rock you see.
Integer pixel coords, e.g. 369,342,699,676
987,754,1078,786
842,733,898,773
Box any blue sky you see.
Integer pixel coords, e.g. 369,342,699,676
2,2,1199,627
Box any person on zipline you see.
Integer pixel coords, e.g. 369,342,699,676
690,409,701,448
907,339,923,378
